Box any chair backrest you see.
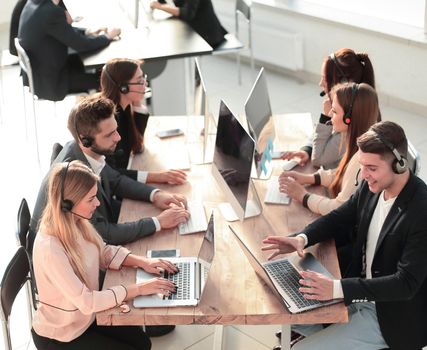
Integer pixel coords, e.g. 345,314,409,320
16,198,31,248
14,37,35,95
50,142,64,165
0,247,30,350
236,0,251,21
407,140,420,175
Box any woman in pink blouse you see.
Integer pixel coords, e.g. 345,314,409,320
31,160,177,350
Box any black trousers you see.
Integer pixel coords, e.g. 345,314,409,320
67,54,100,94
31,322,151,350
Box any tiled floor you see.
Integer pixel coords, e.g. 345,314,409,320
1,52,426,350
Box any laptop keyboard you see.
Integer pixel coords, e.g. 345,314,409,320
264,259,321,309
179,201,207,235
164,262,191,300
264,176,291,205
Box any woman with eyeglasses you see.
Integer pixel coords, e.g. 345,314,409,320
282,48,376,170
31,160,178,350
100,58,187,185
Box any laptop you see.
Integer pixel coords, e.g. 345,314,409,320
229,226,341,313
134,212,215,308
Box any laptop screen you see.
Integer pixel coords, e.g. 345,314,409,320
198,212,215,264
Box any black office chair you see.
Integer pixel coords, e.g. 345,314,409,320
16,198,30,248
0,247,32,350
15,198,37,326
50,142,63,165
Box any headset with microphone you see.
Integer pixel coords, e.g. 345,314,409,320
74,112,94,148
376,135,408,174
102,65,147,95
330,53,349,83
343,83,359,126
60,162,91,220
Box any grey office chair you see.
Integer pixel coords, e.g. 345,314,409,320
0,247,32,350
407,140,420,175
213,0,254,84
14,38,40,167
15,198,37,327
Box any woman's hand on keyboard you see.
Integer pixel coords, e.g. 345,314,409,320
157,205,190,229
279,176,307,202
261,235,305,260
136,277,177,297
141,257,179,275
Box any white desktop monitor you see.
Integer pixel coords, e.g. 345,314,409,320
244,67,276,178
212,100,257,221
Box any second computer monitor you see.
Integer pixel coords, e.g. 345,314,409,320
212,100,255,221
244,67,276,177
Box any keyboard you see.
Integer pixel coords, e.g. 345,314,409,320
264,259,321,309
179,201,208,235
164,262,191,300
264,176,291,205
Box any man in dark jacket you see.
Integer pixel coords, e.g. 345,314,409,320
262,121,427,350
17,0,120,100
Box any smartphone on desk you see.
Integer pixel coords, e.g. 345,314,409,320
147,249,180,258
156,128,184,139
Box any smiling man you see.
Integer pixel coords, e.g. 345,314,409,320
262,121,427,349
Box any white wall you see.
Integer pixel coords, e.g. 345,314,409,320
0,0,15,25
213,0,427,115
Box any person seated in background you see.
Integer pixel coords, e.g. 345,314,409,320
150,0,227,48
29,94,190,254
279,83,380,216
9,0,72,56
282,48,377,170
31,160,178,350
100,58,187,185
262,121,427,350
18,0,121,101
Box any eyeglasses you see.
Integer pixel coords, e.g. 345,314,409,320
127,73,147,87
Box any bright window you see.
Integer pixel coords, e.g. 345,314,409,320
302,0,425,28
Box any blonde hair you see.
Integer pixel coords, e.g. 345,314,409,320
39,161,103,286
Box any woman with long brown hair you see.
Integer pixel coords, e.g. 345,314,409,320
282,48,377,170
279,82,380,215
31,160,178,350
100,58,186,185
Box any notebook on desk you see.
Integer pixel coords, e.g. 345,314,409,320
229,226,341,313
134,212,215,308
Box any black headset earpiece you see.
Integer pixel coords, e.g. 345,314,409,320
103,65,130,94
330,52,349,84
60,162,74,212
73,111,94,148
343,83,359,126
376,135,408,174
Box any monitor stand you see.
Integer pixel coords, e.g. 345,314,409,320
218,181,262,222
251,160,273,180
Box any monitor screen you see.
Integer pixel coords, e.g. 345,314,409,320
194,58,207,116
212,101,255,220
244,67,275,177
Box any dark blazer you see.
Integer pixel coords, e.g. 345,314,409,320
29,140,157,255
303,173,427,350
174,0,227,48
105,105,149,180
18,0,110,101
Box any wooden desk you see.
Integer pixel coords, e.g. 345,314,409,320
96,116,347,349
